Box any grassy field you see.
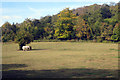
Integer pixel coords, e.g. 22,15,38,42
2,42,119,78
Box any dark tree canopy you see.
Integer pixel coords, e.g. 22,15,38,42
15,30,33,50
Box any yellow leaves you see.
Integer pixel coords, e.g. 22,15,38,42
60,17,71,21
58,8,77,20
57,14,61,17
44,27,50,32
65,30,71,34
44,27,47,32
71,13,77,18
84,28,87,31
76,32,82,38
67,23,70,26
65,8,69,11
72,17,77,19
63,24,65,26
82,28,84,31
55,8,77,39
82,23,85,26
34,27,38,30
55,29,59,34
84,32,87,34
64,12,69,14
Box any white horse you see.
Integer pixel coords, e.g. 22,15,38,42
22,46,32,51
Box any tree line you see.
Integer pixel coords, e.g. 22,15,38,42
1,2,120,49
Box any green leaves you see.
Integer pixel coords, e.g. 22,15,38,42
15,30,33,48
1,2,120,42
111,23,120,41
111,35,118,41
2,22,19,42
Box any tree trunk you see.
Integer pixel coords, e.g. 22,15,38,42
19,43,25,50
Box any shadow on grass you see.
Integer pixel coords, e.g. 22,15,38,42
1,64,119,79
17,49,48,51
31,49,48,51
2,64,28,70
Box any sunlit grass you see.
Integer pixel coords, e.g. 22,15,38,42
2,42,118,70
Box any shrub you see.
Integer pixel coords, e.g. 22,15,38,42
34,40,41,42
102,40,108,43
97,38,102,42
96,36,103,42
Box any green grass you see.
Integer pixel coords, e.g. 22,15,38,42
2,42,119,78
109,48,120,51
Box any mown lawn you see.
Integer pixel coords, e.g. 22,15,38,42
2,42,119,78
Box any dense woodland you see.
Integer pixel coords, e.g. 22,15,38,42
1,2,120,44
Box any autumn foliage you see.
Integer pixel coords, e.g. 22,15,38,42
1,2,120,43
